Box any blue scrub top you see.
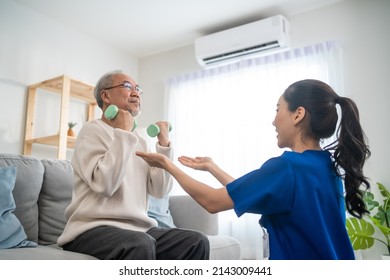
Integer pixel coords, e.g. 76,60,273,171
226,150,354,260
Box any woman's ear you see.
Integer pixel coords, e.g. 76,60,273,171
293,107,306,125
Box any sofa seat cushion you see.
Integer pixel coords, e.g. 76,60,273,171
0,245,97,260
0,154,44,243
208,235,241,260
0,166,37,249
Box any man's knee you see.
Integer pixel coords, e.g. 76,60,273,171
116,231,157,260
197,232,210,253
186,231,210,259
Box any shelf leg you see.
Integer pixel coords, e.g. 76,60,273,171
23,87,36,155
58,75,71,159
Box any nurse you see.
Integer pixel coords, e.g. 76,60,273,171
137,79,371,260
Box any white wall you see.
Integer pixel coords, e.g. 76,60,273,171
138,0,390,259
0,0,138,159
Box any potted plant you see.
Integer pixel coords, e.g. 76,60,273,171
67,122,77,137
346,182,390,259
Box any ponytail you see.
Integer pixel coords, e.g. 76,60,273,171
327,97,371,218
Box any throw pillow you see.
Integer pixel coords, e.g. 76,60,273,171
0,166,37,249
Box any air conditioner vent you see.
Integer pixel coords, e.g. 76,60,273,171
203,41,280,65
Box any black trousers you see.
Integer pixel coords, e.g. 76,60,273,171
62,226,210,260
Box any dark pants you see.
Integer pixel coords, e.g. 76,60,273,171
62,226,210,260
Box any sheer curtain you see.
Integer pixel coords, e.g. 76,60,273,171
165,41,343,259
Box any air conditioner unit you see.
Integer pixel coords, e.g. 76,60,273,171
195,15,290,68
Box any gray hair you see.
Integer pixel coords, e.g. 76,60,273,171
93,70,123,108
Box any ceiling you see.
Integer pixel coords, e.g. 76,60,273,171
11,0,346,58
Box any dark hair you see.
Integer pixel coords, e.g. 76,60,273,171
283,79,371,218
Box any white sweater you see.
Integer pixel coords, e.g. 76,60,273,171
57,119,173,246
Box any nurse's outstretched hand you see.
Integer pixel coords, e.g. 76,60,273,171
178,156,214,172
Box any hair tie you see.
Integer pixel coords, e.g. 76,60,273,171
335,96,342,104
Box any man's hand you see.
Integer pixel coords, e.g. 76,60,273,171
155,121,170,147
136,151,169,169
103,108,135,132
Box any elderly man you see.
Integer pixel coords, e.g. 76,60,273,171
57,70,209,260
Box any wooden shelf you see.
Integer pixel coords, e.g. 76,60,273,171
23,75,96,159
25,135,76,149
29,76,96,103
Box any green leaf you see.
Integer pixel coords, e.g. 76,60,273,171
68,122,77,128
378,182,390,200
370,217,390,236
364,191,379,212
373,207,390,226
346,218,375,250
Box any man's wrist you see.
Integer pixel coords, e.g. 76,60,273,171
158,141,170,148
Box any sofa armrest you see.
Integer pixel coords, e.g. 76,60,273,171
169,195,218,235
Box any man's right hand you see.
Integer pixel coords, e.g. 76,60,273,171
103,108,135,132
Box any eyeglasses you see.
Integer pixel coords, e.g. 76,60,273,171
103,81,143,94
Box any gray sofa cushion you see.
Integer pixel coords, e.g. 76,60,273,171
39,159,73,245
0,154,44,243
169,195,219,235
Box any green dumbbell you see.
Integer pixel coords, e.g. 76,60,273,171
104,105,138,132
147,123,172,137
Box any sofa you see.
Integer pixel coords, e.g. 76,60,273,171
0,153,241,260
